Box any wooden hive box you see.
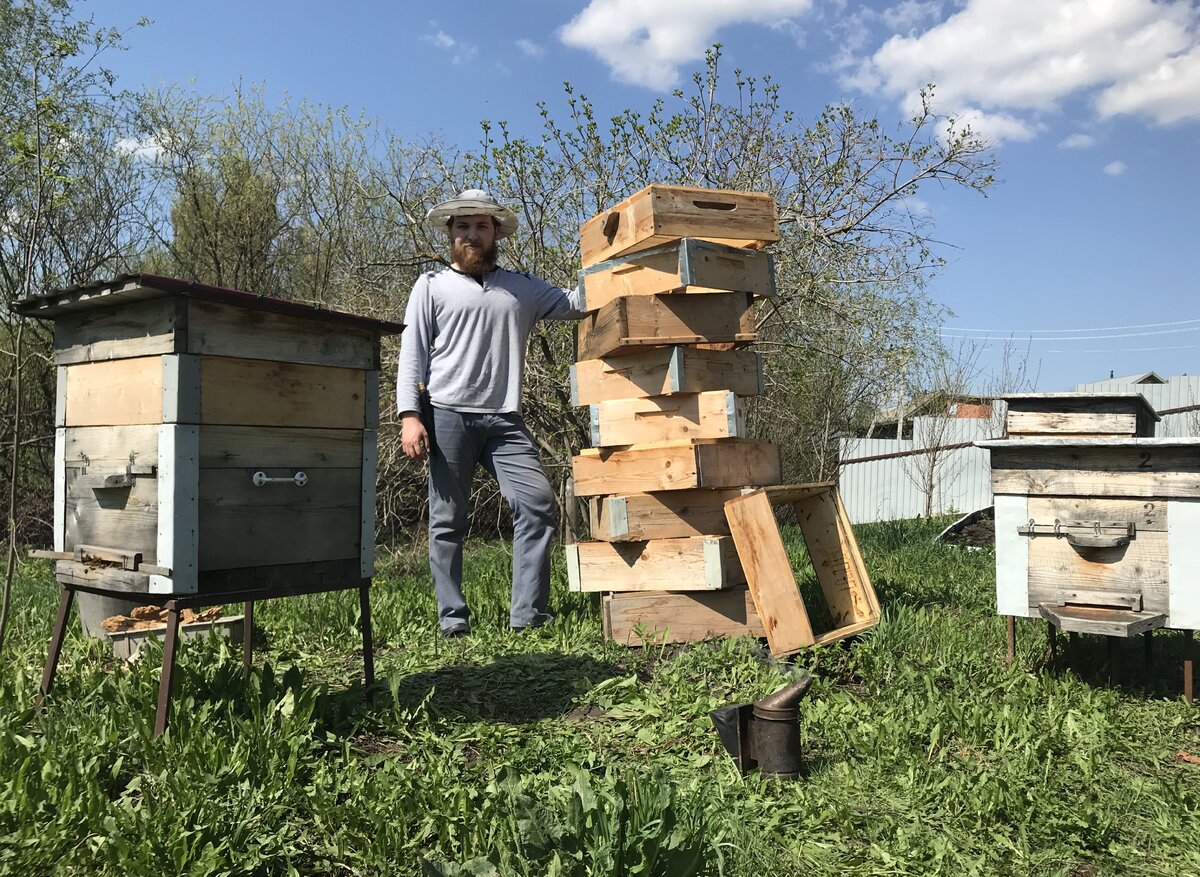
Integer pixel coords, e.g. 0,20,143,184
576,291,755,361
1002,392,1159,439
570,346,762,406
579,185,780,267
979,437,1200,637
572,439,781,497
16,274,403,597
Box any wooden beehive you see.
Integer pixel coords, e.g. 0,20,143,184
1002,392,1159,439
980,437,1200,637
575,291,756,360
16,274,402,597
579,185,780,267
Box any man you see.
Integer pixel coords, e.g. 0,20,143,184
396,189,584,637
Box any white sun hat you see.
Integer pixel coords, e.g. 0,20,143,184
425,188,520,239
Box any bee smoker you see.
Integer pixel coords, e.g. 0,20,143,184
709,672,813,779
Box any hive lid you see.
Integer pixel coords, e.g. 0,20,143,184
13,273,405,334
999,391,1160,422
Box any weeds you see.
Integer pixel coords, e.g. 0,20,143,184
1,519,1198,875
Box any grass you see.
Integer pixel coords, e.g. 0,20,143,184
1,517,1198,876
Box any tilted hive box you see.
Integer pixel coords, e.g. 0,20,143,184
16,274,402,597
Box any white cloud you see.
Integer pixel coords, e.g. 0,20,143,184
847,0,1200,137
516,38,546,59
423,25,478,65
1058,132,1095,149
114,135,164,162
559,0,813,90
1104,160,1127,175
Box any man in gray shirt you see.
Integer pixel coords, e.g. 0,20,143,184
396,189,584,637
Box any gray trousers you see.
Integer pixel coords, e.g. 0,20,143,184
428,407,557,631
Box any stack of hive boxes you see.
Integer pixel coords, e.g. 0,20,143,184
565,185,783,643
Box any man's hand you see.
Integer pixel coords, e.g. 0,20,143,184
401,412,430,460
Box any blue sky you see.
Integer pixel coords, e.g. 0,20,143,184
90,0,1200,392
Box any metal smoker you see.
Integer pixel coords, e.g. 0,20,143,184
709,671,813,779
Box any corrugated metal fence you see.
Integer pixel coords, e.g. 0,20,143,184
837,375,1200,524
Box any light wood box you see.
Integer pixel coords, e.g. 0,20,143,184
566,536,744,592
570,346,762,406
589,390,746,447
572,439,781,497
576,291,755,361
580,185,779,267
18,275,402,597
577,238,774,311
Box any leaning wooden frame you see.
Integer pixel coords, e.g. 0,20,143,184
723,482,881,657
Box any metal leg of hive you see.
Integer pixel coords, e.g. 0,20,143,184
1108,636,1121,687
1005,616,1016,665
37,586,76,705
1185,630,1194,705
359,582,375,688
243,600,254,679
1047,621,1057,666
154,601,181,737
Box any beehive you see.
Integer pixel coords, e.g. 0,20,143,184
15,274,402,597
1002,392,1159,439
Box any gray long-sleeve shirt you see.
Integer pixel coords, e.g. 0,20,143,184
396,266,585,415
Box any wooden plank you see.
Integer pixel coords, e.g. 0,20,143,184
162,354,201,424
763,482,836,504
994,494,1032,617
578,239,773,311
52,297,182,365
197,425,364,468
723,490,815,652
154,424,199,595
186,297,377,369
196,558,363,596
361,431,377,578
572,439,781,496
566,536,743,592
580,185,779,267
63,357,163,427
589,488,749,541
199,357,366,429
1007,411,1139,436
591,391,746,446
53,560,150,594
197,467,362,570
601,588,765,645
1026,530,1169,612
992,468,1200,499
1039,603,1166,638
1168,498,1200,630
576,292,755,360
571,346,762,405
53,429,65,552
63,424,160,471
1060,588,1143,610
1026,496,1167,533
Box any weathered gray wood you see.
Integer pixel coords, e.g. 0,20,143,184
62,424,160,471
1039,603,1167,637
360,431,377,577
197,467,362,570
1026,529,1169,613
53,560,151,593
1007,411,1138,437
185,298,378,369
1026,496,1167,532
364,371,380,429
602,587,765,645
53,429,65,552
197,425,364,468
64,469,158,561
162,354,201,424
1061,588,1143,610
197,557,363,595
993,468,1200,499
199,357,366,429
52,296,183,365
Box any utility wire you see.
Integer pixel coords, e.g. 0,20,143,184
940,316,1200,335
940,325,1200,342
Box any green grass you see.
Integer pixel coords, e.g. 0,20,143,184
1,518,1198,876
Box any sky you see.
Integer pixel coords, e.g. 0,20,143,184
87,0,1200,393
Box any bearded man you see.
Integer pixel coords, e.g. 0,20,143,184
396,189,584,638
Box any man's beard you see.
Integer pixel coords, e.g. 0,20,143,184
453,239,498,275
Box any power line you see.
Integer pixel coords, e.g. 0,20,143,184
940,316,1200,335
1044,341,1200,353
940,325,1200,342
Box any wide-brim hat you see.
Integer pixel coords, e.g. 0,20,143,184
425,188,519,239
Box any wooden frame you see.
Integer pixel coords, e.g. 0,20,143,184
601,587,765,646
723,482,880,656
570,346,762,406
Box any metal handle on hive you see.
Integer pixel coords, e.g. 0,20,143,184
252,471,308,487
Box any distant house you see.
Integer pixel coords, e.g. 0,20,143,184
865,391,994,439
